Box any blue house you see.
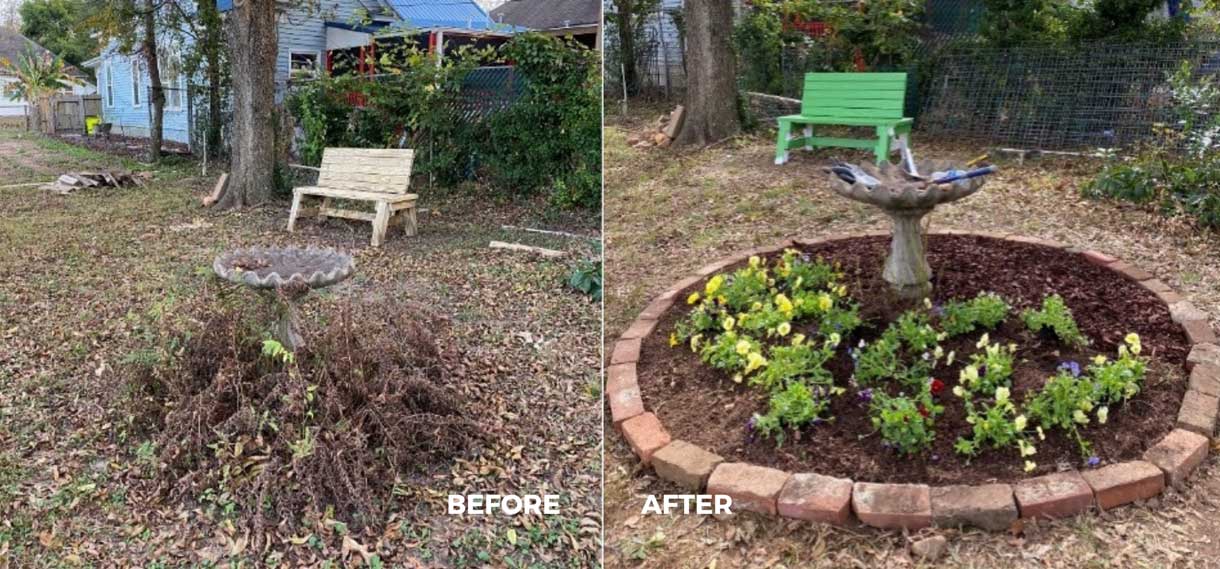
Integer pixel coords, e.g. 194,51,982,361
83,0,521,148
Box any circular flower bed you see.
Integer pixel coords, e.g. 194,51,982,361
612,232,1219,530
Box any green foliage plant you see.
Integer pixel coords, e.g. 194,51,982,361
939,292,1010,337
1022,294,1088,347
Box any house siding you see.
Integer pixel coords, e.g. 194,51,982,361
93,50,193,144
278,0,378,93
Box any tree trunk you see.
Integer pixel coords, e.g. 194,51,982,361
142,0,163,162
612,0,637,96
217,0,277,209
675,0,739,146
201,0,224,158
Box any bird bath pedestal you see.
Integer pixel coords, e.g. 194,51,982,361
213,246,355,351
826,160,988,299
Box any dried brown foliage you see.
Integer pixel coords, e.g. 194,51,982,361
125,289,481,533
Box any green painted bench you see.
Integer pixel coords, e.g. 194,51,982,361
774,72,913,165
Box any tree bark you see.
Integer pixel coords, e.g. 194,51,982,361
675,0,739,147
217,0,277,209
142,0,164,162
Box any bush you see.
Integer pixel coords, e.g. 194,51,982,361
482,34,601,209
285,33,600,210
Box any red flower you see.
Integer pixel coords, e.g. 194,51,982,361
918,405,930,418
929,378,945,396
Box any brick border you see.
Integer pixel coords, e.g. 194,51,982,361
611,231,1217,531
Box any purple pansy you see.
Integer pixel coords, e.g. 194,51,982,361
1086,456,1100,468
1059,360,1082,378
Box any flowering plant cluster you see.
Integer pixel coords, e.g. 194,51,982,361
870,389,943,456
672,251,861,443
1022,294,1089,348
939,292,1011,337
957,334,1017,397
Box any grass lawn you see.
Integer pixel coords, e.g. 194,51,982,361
0,129,602,567
604,107,1220,568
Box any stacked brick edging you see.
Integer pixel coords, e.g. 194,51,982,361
611,231,1220,531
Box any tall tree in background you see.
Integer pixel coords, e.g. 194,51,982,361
19,0,98,75
140,0,163,161
609,0,658,96
86,0,164,161
675,0,738,146
215,0,277,208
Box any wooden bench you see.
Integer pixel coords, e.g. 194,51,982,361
286,148,418,247
774,72,913,166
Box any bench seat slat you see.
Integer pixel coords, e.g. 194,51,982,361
295,186,419,202
778,115,912,127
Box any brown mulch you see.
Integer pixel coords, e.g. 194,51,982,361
638,234,1190,485
50,132,191,160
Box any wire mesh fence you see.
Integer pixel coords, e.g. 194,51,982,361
604,0,688,101
917,40,1220,152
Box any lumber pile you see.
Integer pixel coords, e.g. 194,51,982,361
44,171,148,194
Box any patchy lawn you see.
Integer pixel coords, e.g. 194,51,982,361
604,109,1220,568
0,129,601,567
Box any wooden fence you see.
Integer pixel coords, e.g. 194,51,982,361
23,94,102,134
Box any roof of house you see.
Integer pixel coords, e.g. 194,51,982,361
385,0,517,31
489,0,599,30
0,28,90,79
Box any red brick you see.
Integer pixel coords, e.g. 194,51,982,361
1007,235,1056,247
1182,319,1219,346
1176,389,1218,437
652,440,723,490
1143,429,1209,487
794,236,830,247
930,483,1017,531
638,297,675,320
606,363,644,427
1014,471,1094,519
620,318,658,340
1189,364,1220,397
1170,301,1207,323
706,463,790,515
777,473,854,526
696,257,738,277
1082,250,1117,266
1187,344,1220,371
851,482,932,530
621,413,670,465
1081,461,1165,510
1140,279,1173,294
658,275,702,301
1156,289,1185,305
610,338,641,365
1109,261,1155,282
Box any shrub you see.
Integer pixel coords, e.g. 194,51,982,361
124,289,480,533
1022,294,1088,347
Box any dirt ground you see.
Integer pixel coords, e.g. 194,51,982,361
604,106,1220,569
0,130,602,567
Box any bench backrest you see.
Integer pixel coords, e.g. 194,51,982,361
317,148,415,194
800,72,908,121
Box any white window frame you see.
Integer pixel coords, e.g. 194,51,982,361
131,59,143,107
161,51,184,111
288,50,321,80
105,63,115,107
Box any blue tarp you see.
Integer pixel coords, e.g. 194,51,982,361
384,0,520,31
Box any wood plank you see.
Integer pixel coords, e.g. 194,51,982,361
296,186,418,202
322,148,416,159
807,136,876,149
489,241,567,258
318,207,377,222
789,116,908,127
807,100,906,113
801,107,904,120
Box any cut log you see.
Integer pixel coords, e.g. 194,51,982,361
488,241,567,258
203,173,229,207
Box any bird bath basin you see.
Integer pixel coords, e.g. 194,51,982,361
213,246,355,350
825,160,990,299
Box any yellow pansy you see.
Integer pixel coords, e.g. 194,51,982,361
735,339,751,356
817,293,833,311
745,352,767,373
668,333,679,347
995,386,1010,404
777,322,792,336
723,316,736,331
1014,415,1027,431
1024,460,1037,473
775,294,794,315
687,292,700,305
1097,406,1109,424
1125,332,1141,355
829,332,841,346
690,334,703,352
791,333,806,346
1093,354,1108,365
705,275,723,296
748,256,761,268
